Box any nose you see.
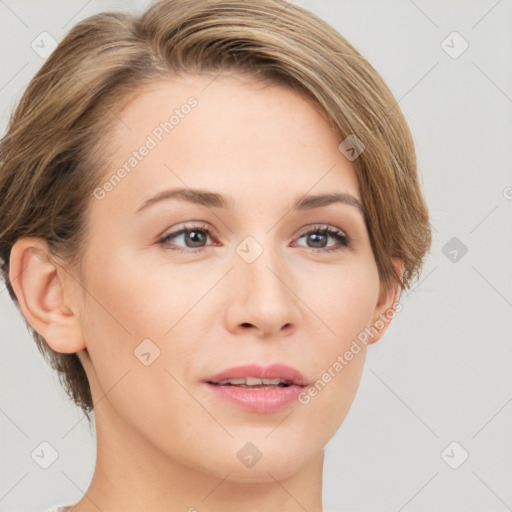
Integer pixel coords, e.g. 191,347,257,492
223,242,301,338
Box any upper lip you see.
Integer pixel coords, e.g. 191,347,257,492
203,363,309,387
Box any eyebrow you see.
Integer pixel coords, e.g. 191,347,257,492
134,187,365,214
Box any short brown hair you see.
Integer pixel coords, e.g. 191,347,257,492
0,0,432,420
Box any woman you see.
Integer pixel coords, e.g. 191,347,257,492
0,0,431,510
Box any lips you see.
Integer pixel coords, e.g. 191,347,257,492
202,363,309,413
203,363,309,387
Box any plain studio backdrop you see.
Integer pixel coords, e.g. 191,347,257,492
1,1,511,511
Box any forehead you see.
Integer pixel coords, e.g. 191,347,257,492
94,72,360,214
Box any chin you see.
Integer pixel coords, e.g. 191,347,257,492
217,460,306,484
196,440,317,484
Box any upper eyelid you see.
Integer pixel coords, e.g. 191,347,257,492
161,222,349,243
296,223,347,236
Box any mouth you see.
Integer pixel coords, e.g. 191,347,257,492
202,364,309,413
205,377,297,389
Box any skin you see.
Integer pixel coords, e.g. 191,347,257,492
10,72,401,512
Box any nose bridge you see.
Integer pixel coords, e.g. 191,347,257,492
226,231,300,335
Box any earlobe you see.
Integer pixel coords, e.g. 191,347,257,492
9,237,85,354
367,257,403,344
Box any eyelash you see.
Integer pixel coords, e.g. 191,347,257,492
157,222,350,254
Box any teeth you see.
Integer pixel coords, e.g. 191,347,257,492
216,377,289,386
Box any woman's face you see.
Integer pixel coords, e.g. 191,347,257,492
73,72,397,483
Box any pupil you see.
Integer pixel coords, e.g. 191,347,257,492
309,233,326,248
187,230,206,248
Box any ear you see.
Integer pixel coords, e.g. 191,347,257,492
9,237,86,354
367,257,403,344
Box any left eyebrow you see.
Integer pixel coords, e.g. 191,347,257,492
292,192,365,214
134,187,365,215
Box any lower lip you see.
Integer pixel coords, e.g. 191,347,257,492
203,383,305,413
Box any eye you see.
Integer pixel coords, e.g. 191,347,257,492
293,225,350,253
158,222,215,253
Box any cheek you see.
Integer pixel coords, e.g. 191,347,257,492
295,256,379,428
77,244,211,403
304,254,380,342
81,242,200,342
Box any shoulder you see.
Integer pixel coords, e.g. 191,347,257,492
41,505,74,512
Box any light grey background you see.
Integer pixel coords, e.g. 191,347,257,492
1,1,511,511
